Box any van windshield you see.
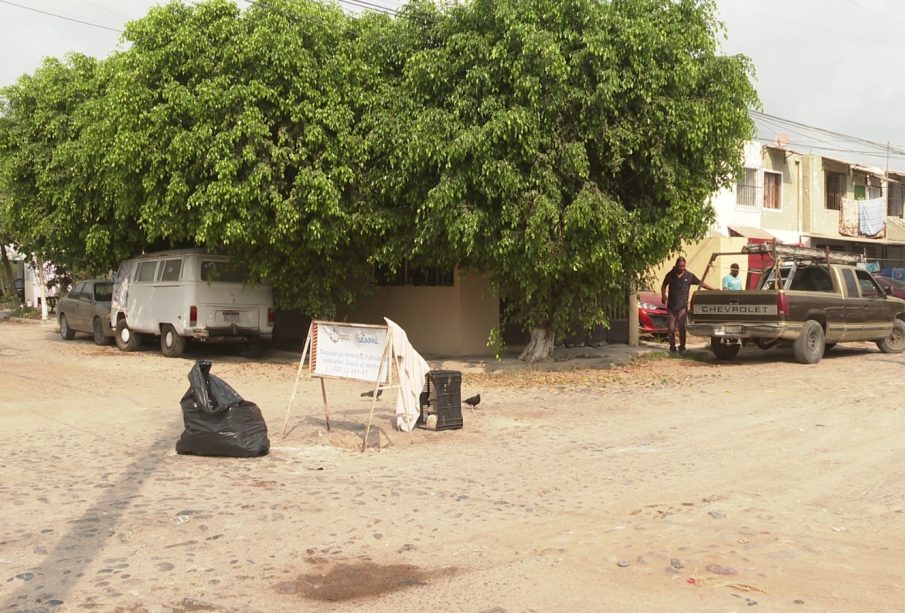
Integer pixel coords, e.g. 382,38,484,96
200,260,248,283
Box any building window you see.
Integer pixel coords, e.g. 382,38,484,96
825,171,845,211
889,181,904,217
868,176,882,200
735,168,757,209
763,171,782,210
376,261,454,287
854,175,882,200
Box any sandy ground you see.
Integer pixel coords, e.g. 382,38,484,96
1,319,905,613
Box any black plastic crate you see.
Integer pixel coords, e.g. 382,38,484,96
419,370,463,431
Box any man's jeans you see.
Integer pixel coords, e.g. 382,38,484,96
667,307,687,350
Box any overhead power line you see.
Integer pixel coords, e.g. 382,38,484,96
77,0,134,21
751,110,905,156
0,0,123,32
242,0,399,17
752,137,905,162
723,5,905,52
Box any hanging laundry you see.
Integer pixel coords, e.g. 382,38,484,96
839,197,859,236
859,197,886,237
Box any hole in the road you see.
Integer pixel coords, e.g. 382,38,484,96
275,559,458,602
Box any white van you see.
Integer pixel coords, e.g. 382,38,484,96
110,249,274,357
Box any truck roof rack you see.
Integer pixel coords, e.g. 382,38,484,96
741,242,865,265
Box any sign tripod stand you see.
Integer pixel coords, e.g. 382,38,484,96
281,321,399,451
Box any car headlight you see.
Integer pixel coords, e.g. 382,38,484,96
639,302,661,310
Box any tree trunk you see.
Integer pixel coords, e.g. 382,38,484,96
0,244,16,299
519,326,555,362
35,258,49,320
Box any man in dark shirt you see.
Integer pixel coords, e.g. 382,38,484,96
661,257,713,354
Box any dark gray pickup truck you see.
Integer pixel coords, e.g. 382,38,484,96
687,244,905,364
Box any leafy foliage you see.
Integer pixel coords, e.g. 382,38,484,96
366,0,757,354
103,0,376,313
0,0,758,356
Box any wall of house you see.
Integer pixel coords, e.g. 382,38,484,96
711,141,763,235
342,269,499,358
805,156,851,236
710,143,805,245
648,236,751,295
761,148,802,236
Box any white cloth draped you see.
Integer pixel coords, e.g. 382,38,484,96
859,197,886,237
384,318,431,432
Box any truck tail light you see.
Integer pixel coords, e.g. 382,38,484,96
267,308,274,325
189,305,197,326
777,292,789,317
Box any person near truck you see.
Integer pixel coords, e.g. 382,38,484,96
722,263,742,290
661,257,714,354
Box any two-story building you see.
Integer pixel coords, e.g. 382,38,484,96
659,110,905,287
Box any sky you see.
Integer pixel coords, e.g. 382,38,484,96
1,0,905,153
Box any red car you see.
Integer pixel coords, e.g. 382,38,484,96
638,290,668,337
874,275,905,300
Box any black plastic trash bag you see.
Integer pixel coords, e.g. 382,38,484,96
175,360,270,457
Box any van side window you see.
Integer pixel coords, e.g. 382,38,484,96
201,260,247,283
158,259,183,282
136,261,158,282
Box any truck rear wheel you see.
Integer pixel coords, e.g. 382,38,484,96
877,319,905,354
710,337,740,360
793,320,824,364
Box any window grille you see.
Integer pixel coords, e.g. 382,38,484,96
735,168,757,208
376,261,454,287
825,171,845,211
888,181,904,217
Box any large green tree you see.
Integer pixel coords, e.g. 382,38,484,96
1,0,757,360
365,0,758,360
0,53,134,274
100,0,378,314
1,0,383,315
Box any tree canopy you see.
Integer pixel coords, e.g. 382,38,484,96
0,0,758,360
364,0,758,358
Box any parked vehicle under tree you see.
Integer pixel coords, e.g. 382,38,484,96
56,280,115,345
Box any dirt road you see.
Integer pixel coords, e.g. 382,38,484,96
1,319,904,612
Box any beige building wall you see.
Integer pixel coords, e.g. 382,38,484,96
804,156,851,236
648,236,751,296
344,268,499,358
762,148,802,235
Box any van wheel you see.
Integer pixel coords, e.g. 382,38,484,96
93,317,111,346
877,319,905,354
115,319,141,352
59,314,75,340
710,337,740,360
793,320,824,364
160,324,186,357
